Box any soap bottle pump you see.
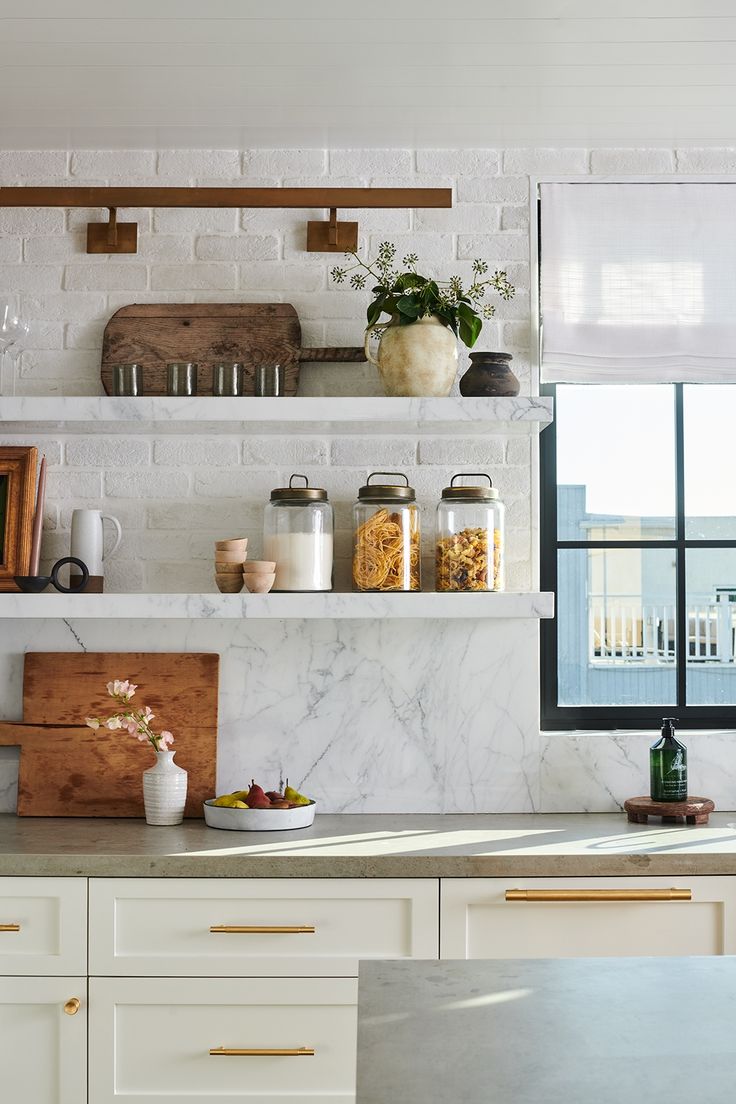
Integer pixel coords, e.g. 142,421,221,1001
650,717,688,803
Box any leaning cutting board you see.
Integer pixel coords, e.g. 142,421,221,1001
0,652,218,817
101,303,365,397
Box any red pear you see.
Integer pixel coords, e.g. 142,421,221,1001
245,780,270,809
266,791,285,803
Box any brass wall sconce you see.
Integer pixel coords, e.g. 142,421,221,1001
0,186,452,255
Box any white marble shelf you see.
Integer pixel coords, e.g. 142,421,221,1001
0,395,553,436
0,590,554,620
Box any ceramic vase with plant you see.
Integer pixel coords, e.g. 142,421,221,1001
330,242,514,397
85,679,187,826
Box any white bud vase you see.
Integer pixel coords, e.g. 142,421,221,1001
142,750,187,826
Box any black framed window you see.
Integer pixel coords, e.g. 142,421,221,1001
541,382,736,730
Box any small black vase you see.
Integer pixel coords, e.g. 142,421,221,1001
459,351,520,397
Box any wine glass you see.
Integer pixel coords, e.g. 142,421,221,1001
0,300,30,396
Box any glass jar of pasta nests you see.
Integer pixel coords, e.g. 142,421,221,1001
353,472,421,592
435,473,504,592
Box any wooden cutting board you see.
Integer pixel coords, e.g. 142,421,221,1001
100,302,366,397
101,303,302,396
0,652,218,817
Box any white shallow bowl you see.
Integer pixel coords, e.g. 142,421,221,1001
203,798,317,831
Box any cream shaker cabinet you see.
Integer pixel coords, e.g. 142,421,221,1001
0,977,87,1103
88,877,439,1103
88,877,440,976
6,869,736,1103
0,877,88,1104
89,976,358,1104
440,876,736,959
0,876,87,975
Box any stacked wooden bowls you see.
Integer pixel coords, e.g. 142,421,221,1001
242,560,276,594
215,538,248,593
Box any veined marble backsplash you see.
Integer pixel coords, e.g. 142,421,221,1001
0,617,540,814
1,618,733,813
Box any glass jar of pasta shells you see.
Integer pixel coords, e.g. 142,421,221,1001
435,473,504,592
353,472,421,592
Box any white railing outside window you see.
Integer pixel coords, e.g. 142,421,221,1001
588,594,736,666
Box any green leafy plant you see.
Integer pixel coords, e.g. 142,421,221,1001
330,241,514,349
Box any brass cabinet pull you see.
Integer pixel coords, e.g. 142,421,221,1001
209,925,316,934
505,888,692,902
64,998,81,1016
209,1047,315,1057
0,923,20,932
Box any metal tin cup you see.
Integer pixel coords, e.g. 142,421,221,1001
166,362,198,396
254,363,283,397
112,363,143,396
212,362,244,396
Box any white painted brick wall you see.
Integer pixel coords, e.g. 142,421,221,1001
590,148,675,174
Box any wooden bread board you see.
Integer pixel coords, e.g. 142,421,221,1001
100,302,366,397
0,652,218,817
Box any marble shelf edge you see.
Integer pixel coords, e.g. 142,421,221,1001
0,591,554,620
0,395,554,435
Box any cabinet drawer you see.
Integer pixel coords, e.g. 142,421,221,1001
89,878,439,976
441,877,736,959
0,877,87,975
90,976,357,1103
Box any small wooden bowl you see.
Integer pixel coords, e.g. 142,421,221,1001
243,560,276,573
215,575,244,593
215,537,248,551
215,548,246,563
243,572,276,594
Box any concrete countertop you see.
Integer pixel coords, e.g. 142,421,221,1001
1,812,736,877
356,957,736,1103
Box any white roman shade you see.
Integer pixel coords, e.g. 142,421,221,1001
540,182,736,383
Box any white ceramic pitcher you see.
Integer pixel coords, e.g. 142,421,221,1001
70,509,122,592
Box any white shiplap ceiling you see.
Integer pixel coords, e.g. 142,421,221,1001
1,0,736,149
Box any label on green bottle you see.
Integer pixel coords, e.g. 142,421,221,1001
650,746,687,802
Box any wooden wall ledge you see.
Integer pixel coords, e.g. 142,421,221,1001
0,185,452,253
0,186,452,209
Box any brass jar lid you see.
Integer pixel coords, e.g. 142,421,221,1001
270,473,328,502
358,471,416,503
440,473,499,501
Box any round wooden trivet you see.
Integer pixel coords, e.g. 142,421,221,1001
624,796,715,826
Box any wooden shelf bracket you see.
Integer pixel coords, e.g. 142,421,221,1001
306,207,359,253
86,206,138,254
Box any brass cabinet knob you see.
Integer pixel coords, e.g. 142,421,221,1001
64,997,81,1016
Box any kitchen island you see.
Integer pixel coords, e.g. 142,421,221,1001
357,957,736,1103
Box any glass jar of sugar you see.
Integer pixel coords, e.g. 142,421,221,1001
263,474,334,592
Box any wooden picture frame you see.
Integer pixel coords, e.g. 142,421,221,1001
0,446,38,591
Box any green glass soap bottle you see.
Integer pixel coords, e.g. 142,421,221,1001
650,718,687,802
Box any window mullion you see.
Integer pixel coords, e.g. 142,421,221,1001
675,384,687,712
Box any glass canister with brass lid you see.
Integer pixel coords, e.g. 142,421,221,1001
352,472,421,592
263,474,333,592
435,473,504,592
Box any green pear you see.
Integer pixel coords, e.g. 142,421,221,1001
283,779,311,807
